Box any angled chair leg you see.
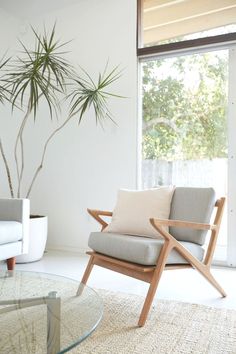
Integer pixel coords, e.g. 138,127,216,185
81,255,95,285
77,255,95,295
197,266,226,297
174,243,227,297
138,267,164,327
138,242,172,327
6,257,15,271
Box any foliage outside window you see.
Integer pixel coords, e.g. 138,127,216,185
142,51,228,161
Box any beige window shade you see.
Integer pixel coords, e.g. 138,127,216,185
143,0,236,46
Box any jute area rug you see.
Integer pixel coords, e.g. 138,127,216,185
74,289,236,354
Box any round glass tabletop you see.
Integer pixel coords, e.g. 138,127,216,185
0,270,103,354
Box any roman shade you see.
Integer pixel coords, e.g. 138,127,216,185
143,0,236,46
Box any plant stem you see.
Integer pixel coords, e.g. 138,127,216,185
26,113,76,198
0,138,14,198
14,105,31,198
16,94,45,198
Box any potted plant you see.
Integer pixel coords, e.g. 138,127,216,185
0,25,121,262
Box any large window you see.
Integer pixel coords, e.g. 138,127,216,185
137,0,236,266
141,48,228,262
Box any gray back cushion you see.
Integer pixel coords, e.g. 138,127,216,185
169,187,216,245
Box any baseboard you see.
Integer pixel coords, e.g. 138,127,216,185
45,246,236,268
45,245,89,256
213,260,236,268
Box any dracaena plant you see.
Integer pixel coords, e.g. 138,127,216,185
0,25,121,199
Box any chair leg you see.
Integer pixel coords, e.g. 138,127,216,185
138,267,164,327
6,257,15,271
198,267,227,297
177,247,227,297
81,255,95,284
77,256,94,295
173,242,227,298
138,242,172,327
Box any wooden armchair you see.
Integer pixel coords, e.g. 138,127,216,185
81,187,226,327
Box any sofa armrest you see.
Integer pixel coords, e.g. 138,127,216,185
0,199,30,254
0,199,29,222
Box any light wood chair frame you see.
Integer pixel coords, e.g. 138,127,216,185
81,197,226,327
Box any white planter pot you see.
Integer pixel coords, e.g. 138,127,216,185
16,215,48,263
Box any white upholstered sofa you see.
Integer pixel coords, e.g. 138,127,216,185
0,198,30,270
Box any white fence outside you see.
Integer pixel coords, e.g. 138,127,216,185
142,158,227,198
142,158,228,249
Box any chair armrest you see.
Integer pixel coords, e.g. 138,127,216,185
0,198,30,254
87,209,113,229
149,218,213,273
150,218,217,231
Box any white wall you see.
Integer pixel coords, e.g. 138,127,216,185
0,0,137,252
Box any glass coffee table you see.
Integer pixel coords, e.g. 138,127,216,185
0,271,103,354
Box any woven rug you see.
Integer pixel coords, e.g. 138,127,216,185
1,284,236,354
73,289,236,354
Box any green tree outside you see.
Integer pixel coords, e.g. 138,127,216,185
142,51,228,161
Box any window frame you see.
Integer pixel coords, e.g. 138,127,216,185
137,0,236,266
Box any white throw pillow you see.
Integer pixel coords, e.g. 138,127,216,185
104,186,175,238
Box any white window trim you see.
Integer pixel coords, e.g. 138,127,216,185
227,46,236,267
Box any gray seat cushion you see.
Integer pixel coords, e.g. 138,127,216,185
0,221,23,245
170,187,216,245
88,232,205,266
